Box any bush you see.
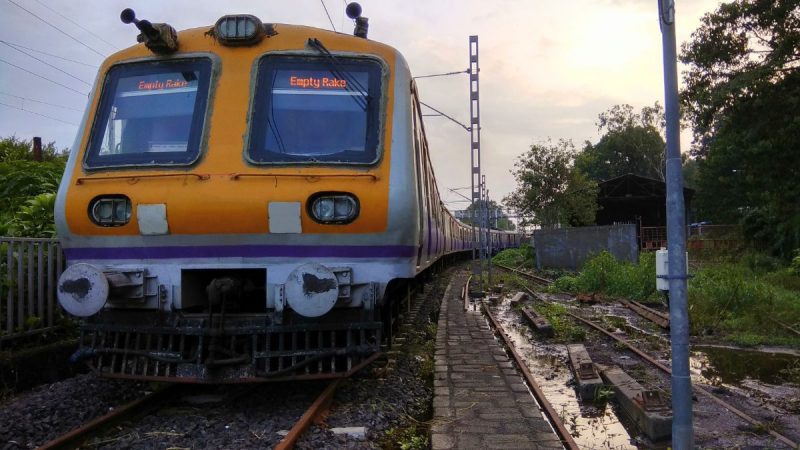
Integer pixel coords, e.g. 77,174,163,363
492,244,535,268
550,251,657,301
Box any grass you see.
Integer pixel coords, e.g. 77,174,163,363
550,250,800,346
492,244,535,269
550,251,658,302
534,302,586,342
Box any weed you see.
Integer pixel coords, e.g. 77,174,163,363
536,302,586,342
380,426,429,450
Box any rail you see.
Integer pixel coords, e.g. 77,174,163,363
481,300,580,450
566,311,798,448
1,237,65,343
493,263,553,286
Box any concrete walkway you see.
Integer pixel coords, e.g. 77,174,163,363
431,269,564,450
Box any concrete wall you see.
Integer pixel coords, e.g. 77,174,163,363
533,224,638,270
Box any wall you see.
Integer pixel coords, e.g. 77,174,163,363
533,224,638,270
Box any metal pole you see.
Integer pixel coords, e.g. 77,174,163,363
468,35,483,291
486,187,492,285
658,1,693,447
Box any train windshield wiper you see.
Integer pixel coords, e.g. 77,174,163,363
307,38,369,111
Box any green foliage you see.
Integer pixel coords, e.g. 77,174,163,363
681,1,800,259
550,251,657,301
575,103,666,182
0,160,65,237
535,302,586,342
380,426,428,450
6,193,57,237
790,250,800,275
0,138,66,237
0,135,67,163
687,263,800,344
492,244,534,268
504,139,599,227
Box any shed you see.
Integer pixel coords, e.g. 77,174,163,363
595,173,694,228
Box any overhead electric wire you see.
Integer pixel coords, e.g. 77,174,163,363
320,0,337,32
5,0,106,58
0,101,78,125
413,69,469,79
1,41,91,86
419,101,471,132
0,91,82,111
31,0,120,51
0,57,88,96
0,40,98,68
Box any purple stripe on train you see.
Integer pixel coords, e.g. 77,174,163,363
65,244,418,260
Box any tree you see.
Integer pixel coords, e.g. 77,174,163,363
505,139,599,227
681,0,800,257
575,103,666,182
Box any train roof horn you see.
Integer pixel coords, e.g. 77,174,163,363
120,8,179,54
346,2,369,39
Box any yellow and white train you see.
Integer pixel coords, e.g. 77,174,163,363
55,6,522,382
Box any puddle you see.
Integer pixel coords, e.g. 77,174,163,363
690,345,800,386
490,297,639,450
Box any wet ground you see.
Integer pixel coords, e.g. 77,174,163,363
490,296,639,449
487,288,800,449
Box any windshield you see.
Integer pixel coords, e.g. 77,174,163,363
85,58,212,168
247,55,383,164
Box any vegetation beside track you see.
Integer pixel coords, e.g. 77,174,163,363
544,250,800,346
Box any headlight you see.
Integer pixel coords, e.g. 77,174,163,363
89,195,132,226
309,194,359,224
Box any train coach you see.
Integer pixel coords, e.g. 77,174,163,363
54,5,522,382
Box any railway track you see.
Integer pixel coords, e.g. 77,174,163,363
35,356,380,450
37,383,179,450
493,263,799,448
565,311,798,449
495,263,670,329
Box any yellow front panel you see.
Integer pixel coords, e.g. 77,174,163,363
65,25,397,236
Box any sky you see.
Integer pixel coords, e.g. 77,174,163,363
0,0,721,213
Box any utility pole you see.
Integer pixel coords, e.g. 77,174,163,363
32,137,42,162
485,184,493,285
658,0,693,447
468,35,484,292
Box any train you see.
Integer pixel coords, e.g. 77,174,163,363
54,5,523,382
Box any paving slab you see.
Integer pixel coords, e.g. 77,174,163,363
432,270,562,450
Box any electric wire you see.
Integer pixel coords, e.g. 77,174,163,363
419,101,470,132
320,0,337,32
0,40,98,68
31,0,120,51
413,69,469,79
0,57,88,96
1,41,91,86
4,0,106,58
0,91,82,111
0,101,78,125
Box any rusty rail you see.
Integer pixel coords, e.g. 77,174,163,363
274,352,380,450
566,311,798,449
1,237,65,343
618,298,670,329
482,304,580,450
37,384,178,450
494,263,553,286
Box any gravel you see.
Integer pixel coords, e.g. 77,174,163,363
0,373,148,449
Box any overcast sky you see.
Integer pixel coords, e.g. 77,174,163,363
0,0,720,211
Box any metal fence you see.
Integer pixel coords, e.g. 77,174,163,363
1,237,65,341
